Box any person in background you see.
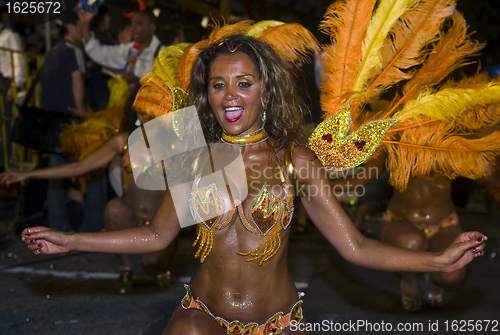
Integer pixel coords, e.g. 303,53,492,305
79,9,164,86
13,13,44,54
40,10,107,233
1,91,178,294
90,5,114,45
86,5,114,110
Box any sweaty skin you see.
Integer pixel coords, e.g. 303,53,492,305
386,174,455,226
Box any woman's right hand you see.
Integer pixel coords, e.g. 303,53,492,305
22,227,71,255
0,171,28,185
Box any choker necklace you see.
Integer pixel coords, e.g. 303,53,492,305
221,127,269,146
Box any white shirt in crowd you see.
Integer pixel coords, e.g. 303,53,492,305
84,32,164,80
0,26,26,86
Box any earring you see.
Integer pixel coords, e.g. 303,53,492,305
262,111,266,123
135,119,142,127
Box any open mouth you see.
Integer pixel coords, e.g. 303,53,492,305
224,107,243,123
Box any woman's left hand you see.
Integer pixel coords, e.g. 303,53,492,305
438,231,487,273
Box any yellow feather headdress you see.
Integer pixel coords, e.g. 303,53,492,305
309,0,500,190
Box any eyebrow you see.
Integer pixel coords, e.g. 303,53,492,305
209,74,256,81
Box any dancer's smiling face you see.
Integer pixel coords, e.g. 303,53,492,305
208,52,263,135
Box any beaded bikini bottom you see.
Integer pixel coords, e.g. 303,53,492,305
383,210,459,238
180,284,303,335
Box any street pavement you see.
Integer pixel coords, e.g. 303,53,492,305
0,186,499,335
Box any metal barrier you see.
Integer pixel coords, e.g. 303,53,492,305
0,46,43,171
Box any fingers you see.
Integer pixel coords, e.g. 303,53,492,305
0,173,14,184
458,231,487,244
470,236,487,257
25,238,44,255
21,226,50,241
458,232,487,257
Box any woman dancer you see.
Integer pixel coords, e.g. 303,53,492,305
15,32,487,334
1,97,177,294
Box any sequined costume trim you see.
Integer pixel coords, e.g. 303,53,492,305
383,210,459,238
190,175,294,264
189,146,296,264
181,284,303,335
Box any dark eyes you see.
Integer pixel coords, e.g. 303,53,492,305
238,82,252,88
212,83,224,90
211,82,253,90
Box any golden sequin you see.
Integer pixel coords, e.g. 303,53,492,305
170,86,190,140
221,128,269,146
307,102,398,171
189,178,294,264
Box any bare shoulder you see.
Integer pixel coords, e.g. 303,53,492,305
109,132,129,151
292,145,321,170
291,145,326,183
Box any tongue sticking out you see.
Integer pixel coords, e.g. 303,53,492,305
225,109,243,123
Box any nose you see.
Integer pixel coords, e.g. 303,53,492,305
225,86,238,101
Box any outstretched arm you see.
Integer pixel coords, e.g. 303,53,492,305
0,133,128,185
330,150,387,190
294,146,486,273
22,187,186,255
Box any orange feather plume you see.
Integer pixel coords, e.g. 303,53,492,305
366,0,456,100
383,12,484,118
176,40,208,90
133,73,174,119
384,113,500,190
319,0,377,117
256,22,320,64
208,20,254,43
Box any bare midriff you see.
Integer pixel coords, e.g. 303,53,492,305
187,142,301,323
387,174,455,226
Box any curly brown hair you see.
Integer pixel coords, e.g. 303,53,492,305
188,35,310,151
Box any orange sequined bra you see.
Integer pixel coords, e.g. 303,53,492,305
189,142,297,265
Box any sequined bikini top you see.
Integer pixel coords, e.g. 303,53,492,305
189,147,297,265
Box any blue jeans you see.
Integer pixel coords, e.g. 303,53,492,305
47,153,107,232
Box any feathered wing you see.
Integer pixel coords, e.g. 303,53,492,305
152,43,191,85
60,118,118,160
133,73,179,119
319,0,377,117
352,0,419,96
316,0,500,188
385,109,500,191
247,21,320,63
381,12,484,118
393,79,500,123
106,78,130,108
177,40,209,91
365,0,456,100
382,75,500,190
